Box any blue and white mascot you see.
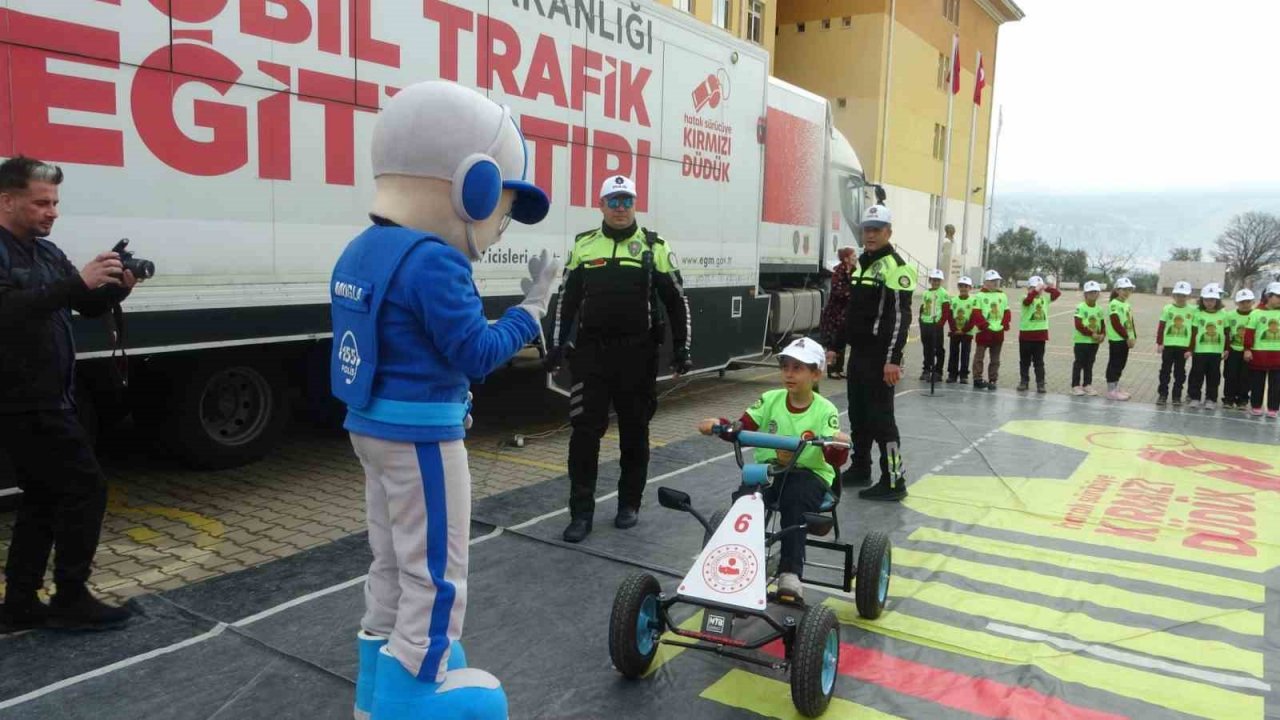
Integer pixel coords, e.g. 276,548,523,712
330,80,558,720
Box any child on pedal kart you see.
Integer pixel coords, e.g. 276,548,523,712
697,337,850,602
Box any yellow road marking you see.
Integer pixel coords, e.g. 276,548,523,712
908,527,1264,603
826,598,1262,720
701,668,904,719
889,573,1260,678
467,449,565,473
107,484,224,549
643,610,704,677
893,547,1262,637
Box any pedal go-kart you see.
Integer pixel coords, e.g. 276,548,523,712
607,424,892,717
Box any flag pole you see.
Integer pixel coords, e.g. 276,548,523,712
982,106,1003,269
936,34,958,273
961,52,982,261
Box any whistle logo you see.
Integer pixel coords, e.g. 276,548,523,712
691,70,730,111
338,331,361,385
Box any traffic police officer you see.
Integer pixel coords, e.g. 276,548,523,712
826,204,915,501
548,175,691,543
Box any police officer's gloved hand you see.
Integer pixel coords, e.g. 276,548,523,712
671,347,693,375
543,343,573,372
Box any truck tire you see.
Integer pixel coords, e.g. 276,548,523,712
162,354,290,470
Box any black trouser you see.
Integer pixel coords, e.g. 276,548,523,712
1158,346,1188,399
2,410,108,602
948,335,972,380
567,337,658,517
1188,353,1222,402
1106,341,1130,383
762,469,828,575
1223,350,1251,406
920,323,945,374
1072,343,1099,387
1018,340,1046,384
1251,369,1280,411
846,350,903,482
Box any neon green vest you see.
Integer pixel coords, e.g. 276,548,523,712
1073,303,1105,344
1019,291,1052,332
1193,309,1227,355
1158,304,1196,349
976,290,1008,333
1248,309,1280,352
1107,299,1134,342
951,294,978,336
745,389,841,486
920,287,949,325
1228,310,1255,352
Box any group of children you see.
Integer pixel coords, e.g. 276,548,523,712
917,271,1280,414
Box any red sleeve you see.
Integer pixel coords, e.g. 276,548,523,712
1002,309,1011,331
1022,290,1038,306
941,301,953,327
1046,287,1062,301
1075,317,1090,335
1245,328,1256,351
970,306,988,331
1110,313,1129,340
1156,320,1166,342
823,445,849,468
737,413,759,432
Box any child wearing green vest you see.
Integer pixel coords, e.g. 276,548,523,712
972,270,1010,391
1071,281,1106,395
919,269,950,382
1188,285,1228,410
1244,282,1280,417
946,276,978,384
1017,275,1060,393
1155,281,1195,406
1105,278,1137,400
1223,288,1256,410
698,337,850,601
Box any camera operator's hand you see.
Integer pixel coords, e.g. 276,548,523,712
121,270,141,289
80,252,124,289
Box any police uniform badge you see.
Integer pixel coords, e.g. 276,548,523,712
898,275,911,289
627,241,642,257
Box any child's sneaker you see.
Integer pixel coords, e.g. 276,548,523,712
1251,407,1265,417
1172,396,1183,406
1036,383,1047,394
1084,385,1098,396
1106,389,1122,400
1156,394,1167,406
777,573,803,602
1117,389,1131,401
1071,386,1085,396
1016,381,1029,392
1269,410,1278,420
1204,400,1217,411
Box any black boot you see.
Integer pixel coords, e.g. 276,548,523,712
47,588,130,631
1036,383,1047,394
841,464,873,487
1016,380,1029,392
562,515,593,543
0,591,49,633
945,376,958,384
614,506,639,529
858,477,907,501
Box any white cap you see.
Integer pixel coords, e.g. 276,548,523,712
599,174,637,199
779,337,826,371
958,276,974,286
1172,281,1192,295
1267,282,1280,297
371,81,549,224
929,268,945,280
1201,285,1222,300
1027,275,1044,288
984,269,1002,282
1083,281,1102,293
861,204,892,228
1114,277,1135,289
1235,288,1256,302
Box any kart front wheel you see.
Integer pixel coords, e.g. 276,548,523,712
790,603,840,717
855,531,892,619
608,573,663,679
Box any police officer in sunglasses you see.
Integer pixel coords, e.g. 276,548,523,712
547,175,691,543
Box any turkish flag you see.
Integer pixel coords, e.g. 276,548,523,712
974,52,987,105
950,35,961,95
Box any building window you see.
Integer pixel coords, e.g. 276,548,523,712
943,0,959,24
675,0,692,13
712,0,730,28
747,1,764,43
936,53,947,90
797,21,805,32
928,195,941,230
933,124,947,160
821,18,831,30
842,16,852,27
836,97,847,108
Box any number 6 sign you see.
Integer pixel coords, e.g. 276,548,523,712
678,495,767,610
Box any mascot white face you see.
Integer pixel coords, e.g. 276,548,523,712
369,81,548,260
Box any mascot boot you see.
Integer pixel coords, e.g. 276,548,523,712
355,633,467,719
331,79,558,720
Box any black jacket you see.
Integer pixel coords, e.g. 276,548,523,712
833,244,914,366
0,228,129,413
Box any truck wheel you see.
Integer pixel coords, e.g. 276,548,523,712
702,508,729,549
608,573,663,679
790,603,839,717
855,531,892,619
168,355,290,470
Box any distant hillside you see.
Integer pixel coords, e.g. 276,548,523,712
990,190,1280,271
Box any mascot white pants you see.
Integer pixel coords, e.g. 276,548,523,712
330,80,558,720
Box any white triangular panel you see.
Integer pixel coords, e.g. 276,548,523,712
676,494,768,612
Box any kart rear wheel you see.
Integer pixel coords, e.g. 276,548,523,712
702,508,729,549
608,573,663,679
790,604,839,717
855,531,892,619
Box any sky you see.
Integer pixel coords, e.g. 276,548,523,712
989,0,1280,195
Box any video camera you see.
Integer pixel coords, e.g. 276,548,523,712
111,238,155,280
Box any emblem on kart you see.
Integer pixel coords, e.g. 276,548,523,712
702,544,759,594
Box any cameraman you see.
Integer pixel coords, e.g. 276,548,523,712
0,156,140,632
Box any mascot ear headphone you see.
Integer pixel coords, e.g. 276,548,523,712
449,105,511,224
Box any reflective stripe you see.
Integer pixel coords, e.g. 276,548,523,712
349,398,469,427
570,406,585,418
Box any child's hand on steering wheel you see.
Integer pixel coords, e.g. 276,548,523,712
833,432,851,445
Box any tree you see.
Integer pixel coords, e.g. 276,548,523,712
1131,271,1159,294
1169,247,1202,262
1089,249,1137,286
987,226,1050,283
1214,212,1280,290
1045,248,1089,283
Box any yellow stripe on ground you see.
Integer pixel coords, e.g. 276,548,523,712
889,574,1260,679
908,527,1265,604
701,668,904,720
643,611,704,677
894,547,1263,637
467,448,565,473
827,599,1262,720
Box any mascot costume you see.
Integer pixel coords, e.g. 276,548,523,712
330,80,558,720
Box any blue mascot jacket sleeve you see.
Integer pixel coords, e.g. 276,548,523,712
330,223,539,442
